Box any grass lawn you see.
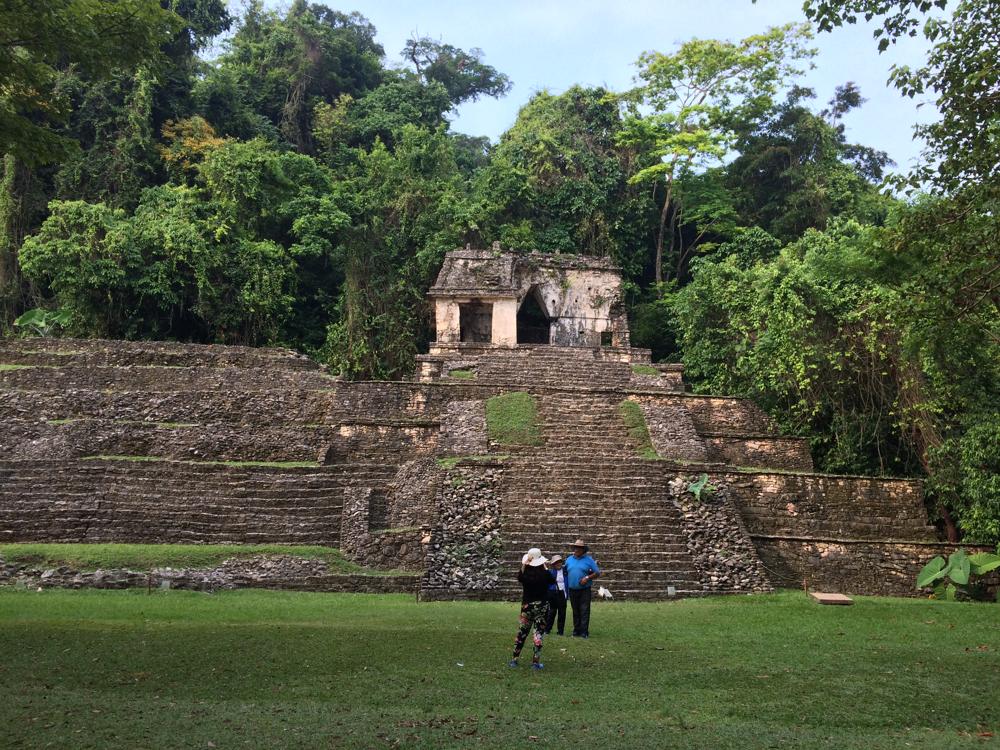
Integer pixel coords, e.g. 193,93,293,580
0,590,997,749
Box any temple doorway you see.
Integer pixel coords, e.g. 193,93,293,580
517,287,550,344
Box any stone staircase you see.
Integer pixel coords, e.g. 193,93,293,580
498,457,703,600
536,390,636,457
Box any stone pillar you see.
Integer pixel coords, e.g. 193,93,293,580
491,298,518,345
434,299,460,343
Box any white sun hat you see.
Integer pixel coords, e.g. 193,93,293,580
522,547,549,566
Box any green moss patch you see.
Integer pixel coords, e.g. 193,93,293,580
630,364,660,377
447,368,476,380
619,399,658,459
486,392,542,446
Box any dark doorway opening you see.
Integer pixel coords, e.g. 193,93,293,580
517,288,550,344
459,302,493,342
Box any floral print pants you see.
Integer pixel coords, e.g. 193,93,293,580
512,600,550,664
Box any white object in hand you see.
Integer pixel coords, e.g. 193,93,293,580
597,586,613,600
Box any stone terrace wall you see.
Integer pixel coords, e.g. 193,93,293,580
754,539,998,597
722,471,935,541
0,338,319,370
703,436,813,471
0,459,395,545
0,364,337,391
2,419,338,462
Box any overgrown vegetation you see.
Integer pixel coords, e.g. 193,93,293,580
630,364,660,377
619,399,658,459
485,392,542,446
1,0,997,542
1,590,998,748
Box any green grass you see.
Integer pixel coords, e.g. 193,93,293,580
0,363,33,370
0,543,398,574
80,455,320,468
447,368,476,380
486,391,543,447
631,363,660,376
620,399,659,459
0,590,997,749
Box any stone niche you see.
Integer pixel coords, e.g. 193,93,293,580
428,245,630,350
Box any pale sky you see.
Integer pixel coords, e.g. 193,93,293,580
250,1,938,173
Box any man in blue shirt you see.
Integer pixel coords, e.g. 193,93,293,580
563,538,600,638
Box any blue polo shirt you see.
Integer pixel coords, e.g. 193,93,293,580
564,554,600,589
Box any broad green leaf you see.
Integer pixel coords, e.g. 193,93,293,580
916,556,947,588
968,553,1000,576
947,550,970,586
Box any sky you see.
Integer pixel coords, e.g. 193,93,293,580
252,0,938,173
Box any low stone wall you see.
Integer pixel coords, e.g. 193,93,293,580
753,538,998,597
0,555,419,594
703,435,814,471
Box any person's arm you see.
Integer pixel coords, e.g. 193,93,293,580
581,558,601,584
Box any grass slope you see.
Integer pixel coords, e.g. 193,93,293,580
486,392,542,447
0,590,997,749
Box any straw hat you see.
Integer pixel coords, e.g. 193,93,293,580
569,538,589,552
522,547,549,566
548,554,564,565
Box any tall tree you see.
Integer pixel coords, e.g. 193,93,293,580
621,24,814,283
402,37,512,107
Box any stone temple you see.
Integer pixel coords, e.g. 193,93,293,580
0,246,974,598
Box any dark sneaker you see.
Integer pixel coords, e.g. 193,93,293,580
508,659,518,668
531,663,544,670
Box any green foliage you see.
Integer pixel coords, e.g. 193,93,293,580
687,473,718,502
622,23,815,282
447,369,476,380
402,36,512,106
619,399,658,459
0,0,180,165
323,126,470,379
486,392,542,447
631,364,660,377
12,308,71,337
473,86,657,274
916,548,1000,601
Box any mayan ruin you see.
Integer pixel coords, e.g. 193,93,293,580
0,247,975,599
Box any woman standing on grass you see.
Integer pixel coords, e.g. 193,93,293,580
509,547,551,670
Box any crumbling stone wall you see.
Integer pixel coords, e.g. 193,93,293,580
666,475,772,593
422,462,504,593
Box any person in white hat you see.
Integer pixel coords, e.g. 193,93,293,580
508,547,551,670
